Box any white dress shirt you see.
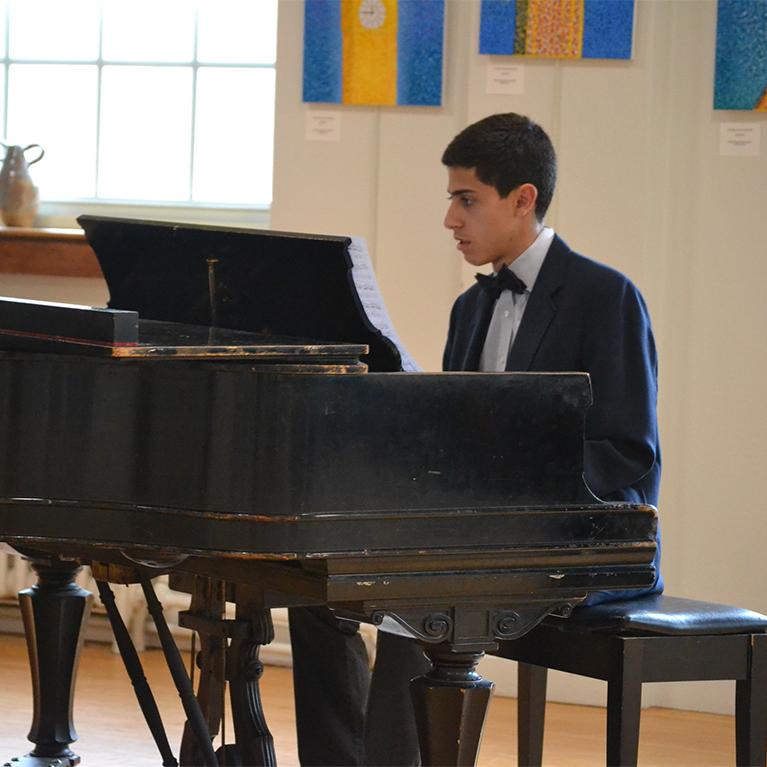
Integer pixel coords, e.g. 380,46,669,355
479,227,555,372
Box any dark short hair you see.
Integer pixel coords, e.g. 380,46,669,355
441,113,557,220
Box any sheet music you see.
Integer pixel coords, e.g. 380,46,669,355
347,237,421,372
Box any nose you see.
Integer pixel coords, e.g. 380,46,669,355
444,200,461,230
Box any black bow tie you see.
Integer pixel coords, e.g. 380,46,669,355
475,265,527,300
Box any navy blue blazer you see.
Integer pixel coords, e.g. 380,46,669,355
443,234,662,598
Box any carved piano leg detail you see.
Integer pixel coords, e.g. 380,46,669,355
179,580,225,767
226,607,276,767
410,645,494,767
177,583,276,767
6,559,92,767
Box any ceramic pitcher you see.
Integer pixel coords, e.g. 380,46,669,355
0,142,44,227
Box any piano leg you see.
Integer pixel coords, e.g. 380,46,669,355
8,558,92,767
410,645,493,767
178,582,276,767
226,605,276,767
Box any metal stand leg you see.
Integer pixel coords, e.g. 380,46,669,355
140,577,219,767
410,644,494,767
95,580,178,767
5,558,92,767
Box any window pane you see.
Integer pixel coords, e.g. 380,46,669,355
0,0,7,58
0,67,5,134
193,68,274,205
102,0,195,63
197,0,277,64
9,0,99,61
6,64,98,198
99,66,192,200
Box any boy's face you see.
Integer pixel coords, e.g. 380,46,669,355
444,166,533,271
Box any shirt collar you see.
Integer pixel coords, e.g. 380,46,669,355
507,226,554,292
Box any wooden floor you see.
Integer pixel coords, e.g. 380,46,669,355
0,634,737,766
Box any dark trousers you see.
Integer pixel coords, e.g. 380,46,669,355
288,606,369,766
288,607,431,767
365,631,431,767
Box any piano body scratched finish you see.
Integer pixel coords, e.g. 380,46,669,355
0,217,658,767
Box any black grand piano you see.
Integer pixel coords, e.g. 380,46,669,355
0,216,657,767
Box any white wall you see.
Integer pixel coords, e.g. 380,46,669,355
272,0,767,715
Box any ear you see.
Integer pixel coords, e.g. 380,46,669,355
514,183,538,217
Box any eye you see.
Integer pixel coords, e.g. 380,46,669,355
447,194,475,208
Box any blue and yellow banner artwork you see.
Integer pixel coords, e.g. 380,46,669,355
714,0,767,111
479,0,635,60
303,0,445,106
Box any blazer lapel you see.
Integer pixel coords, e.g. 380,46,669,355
505,235,569,371
462,289,496,370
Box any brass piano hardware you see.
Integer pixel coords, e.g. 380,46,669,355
90,561,142,584
121,550,190,569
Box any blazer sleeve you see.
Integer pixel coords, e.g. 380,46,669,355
581,278,660,505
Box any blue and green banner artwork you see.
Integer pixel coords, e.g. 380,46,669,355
714,0,767,110
479,0,635,60
303,0,445,106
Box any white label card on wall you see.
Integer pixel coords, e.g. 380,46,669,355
486,63,525,96
719,123,761,157
305,111,341,142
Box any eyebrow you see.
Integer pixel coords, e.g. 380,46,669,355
447,188,477,196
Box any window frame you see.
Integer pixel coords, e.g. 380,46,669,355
0,1,276,229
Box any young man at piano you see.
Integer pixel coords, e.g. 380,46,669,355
292,113,662,766
363,112,663,766
441,112,662,522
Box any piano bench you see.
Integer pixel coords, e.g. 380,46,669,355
493,594,767,767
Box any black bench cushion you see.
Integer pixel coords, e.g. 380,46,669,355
546,594,767,636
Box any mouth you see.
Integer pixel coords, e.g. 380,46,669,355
454,238,469,252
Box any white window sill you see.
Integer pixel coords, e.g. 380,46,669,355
37,200,271,230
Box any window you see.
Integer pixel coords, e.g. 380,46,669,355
0,0,277,224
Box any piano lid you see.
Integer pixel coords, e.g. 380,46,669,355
78,215,404,372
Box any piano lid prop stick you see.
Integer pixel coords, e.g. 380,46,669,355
140,576,220,767
95,580,178,767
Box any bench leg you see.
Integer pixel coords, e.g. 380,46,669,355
735,633,767,767
606,638,643,767
517,663,547,767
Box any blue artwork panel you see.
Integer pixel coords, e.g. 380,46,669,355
582,0,634,59
397,0,445,106
714,0,767,110
478,0,634,60
303,0,343,103
479,0,517,56
303,0,444,106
